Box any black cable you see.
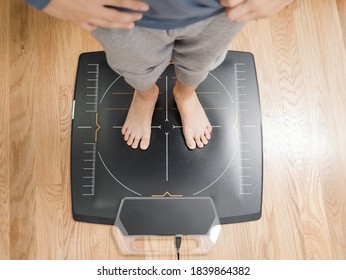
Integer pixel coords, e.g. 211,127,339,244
175,235,182,260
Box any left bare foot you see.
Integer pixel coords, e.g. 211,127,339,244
173,81,212,150
121,84,159,150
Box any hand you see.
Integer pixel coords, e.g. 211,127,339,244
220,0,294,23
43,0,150,31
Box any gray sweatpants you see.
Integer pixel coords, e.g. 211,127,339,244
92,13,243,90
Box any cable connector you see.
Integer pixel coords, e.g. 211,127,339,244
175,235,182,260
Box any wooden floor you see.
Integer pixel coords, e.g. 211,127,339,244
1,0,346,260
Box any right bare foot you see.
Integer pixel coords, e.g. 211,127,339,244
121,85,159,150
173,81,212,150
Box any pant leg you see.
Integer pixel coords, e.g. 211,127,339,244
91,27,175,90
172,13,244,86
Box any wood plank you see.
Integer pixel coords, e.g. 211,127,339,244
9,1,37,259
336,0,346,48
33,10,62,185
269,1,324,259
293,0,346,259
36,184,63,259
0,0,10,260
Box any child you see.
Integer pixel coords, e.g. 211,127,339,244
90,1,243,150
25,0,293,150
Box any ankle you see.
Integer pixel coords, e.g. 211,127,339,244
173,81,197,100
136,84,159,100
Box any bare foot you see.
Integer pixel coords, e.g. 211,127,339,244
173,81,212,150
121,85,159,150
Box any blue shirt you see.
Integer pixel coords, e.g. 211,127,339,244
24,0,225,29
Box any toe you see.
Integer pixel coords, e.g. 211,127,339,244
121,126,126,135
186,137,197,150
124,130,130,141
205,130,211,140
201,135,209,145
127,134,135,146
195,136,204,148
131,137,140,149
140,137,150,150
